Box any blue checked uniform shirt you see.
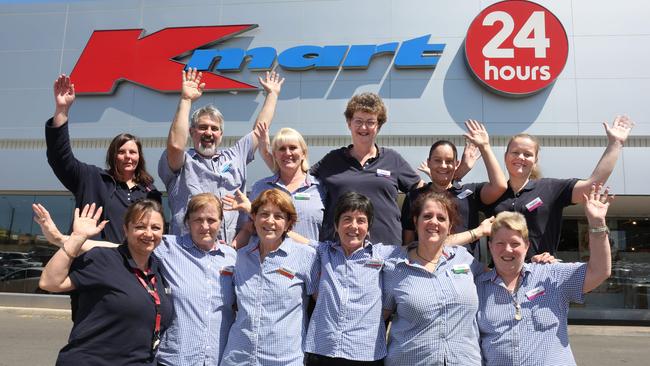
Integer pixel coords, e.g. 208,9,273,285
382,245,483,366
221,237,319,366
476,262,587,366
305,240,400,361
154,234,236,366
159,133,255,244
249,173,325,241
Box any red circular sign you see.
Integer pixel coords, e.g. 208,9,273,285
465,0,568,97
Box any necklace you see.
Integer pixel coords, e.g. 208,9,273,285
415,247,440,267
508,275,523,321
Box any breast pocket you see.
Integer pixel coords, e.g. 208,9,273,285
446,269,478,305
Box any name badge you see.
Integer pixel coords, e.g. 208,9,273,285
221,162,232,174
376,169,391,177
277,267,296,279
451,263,471,274
220,266,234,276
294,192,311,200
365,258,384,268
526,286,546,300
525,197,543,212
457,189,473,200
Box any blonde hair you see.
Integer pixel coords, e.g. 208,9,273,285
490,211,529,241
506,134,542,180
271,128,309,173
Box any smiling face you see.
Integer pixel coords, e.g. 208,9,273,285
428,144,459,188
188,205,221,251
115,140,140,178
347,111,380,147
414,199,451,245
252,203,290,246
489,227,529,276
273,139,305,175
190,114,223,157
124,211,164,258
335,210,369,254
505,136,538,179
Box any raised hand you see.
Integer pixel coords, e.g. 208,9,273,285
604,115,634,146
222,189,252,213
464,119,490,149
32,203,65,246
584,183,613,225
417,161,431,177
259,71,284,96
531,252,557,264
476,216,495,237
53,74,75,111
181,67,205,101
72,203,108,238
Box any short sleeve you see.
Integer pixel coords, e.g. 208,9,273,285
553,262,587,304
310,156,323,178
158,150,182,189
553,178,579,207
68,248,114,290
232,132,255,166
382,272,396,311
395,152,421,193
153,235,179,259
304,248,320,296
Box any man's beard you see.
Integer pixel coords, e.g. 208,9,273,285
196,142,217,157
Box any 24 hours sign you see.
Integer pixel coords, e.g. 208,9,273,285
465,0,568,97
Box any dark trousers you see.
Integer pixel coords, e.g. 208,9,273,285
305,353,384,366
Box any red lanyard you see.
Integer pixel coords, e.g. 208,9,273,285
132,268,162,348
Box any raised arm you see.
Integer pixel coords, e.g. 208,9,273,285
444,216,494,246
572,116,634,203
255,121,275,171
454,141,481,181
39,204,108,293
463,120,508,204
32,203,118,253
52,74,75,127
583,184,613,293
251,71,284,149
166,68,205,173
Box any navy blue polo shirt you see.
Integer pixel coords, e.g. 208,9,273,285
401,181,485,252
58,245,173,366
481,178,578,256
311,145,421,245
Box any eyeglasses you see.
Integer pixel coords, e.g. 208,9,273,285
351,118,378,128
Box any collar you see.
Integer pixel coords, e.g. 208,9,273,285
246,236,292,255
479,262,532,283
268,172,319,188
188,148,221,160
343,144,382,160
397,243,454,267
331,239,373,256
508,179,538,194
179,234,224,255
118,244,157,273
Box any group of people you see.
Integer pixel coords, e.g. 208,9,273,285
33,68,633,366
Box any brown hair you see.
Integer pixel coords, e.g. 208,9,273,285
250,189,298,232
344,92,387,129
183,193,223,226
506,134,542,180
411,191,459,235
490,211,529,242
106,133,154,186
123,199,165,233
428,140,458,161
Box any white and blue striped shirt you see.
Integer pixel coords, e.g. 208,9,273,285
221,237,319,366
382,245,483,366
305,240,400,361
154,234,237,366
476,262,587,366
249,173,325,241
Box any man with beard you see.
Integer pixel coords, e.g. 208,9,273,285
159,68,284,244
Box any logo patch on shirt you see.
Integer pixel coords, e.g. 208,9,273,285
457,189,473,199
526,286,546,300
525,197,543,212
220,266,234,276
365,258,384,268
221,162,232,174
376,169,391,177
451,263,471,274
277,267,296,279
294,192,311,200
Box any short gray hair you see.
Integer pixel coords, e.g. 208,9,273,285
190,104,224,131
